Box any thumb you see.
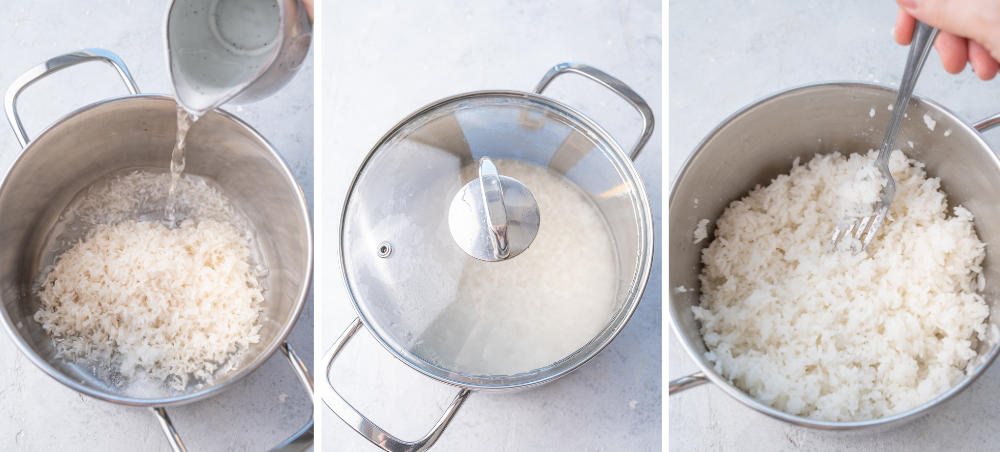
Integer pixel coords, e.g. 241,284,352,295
896,0,999,47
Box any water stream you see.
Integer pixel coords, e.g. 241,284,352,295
165,106,201,224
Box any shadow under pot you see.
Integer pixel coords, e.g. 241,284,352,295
0,49,313,451
321,62,655,451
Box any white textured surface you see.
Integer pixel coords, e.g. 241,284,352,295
669,1,1000,450
317,1,661,450
0,2,313,450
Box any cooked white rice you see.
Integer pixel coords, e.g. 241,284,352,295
693,219,710,244
835,159,885,220
694,149,995,421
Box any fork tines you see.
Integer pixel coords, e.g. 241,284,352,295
830,206,888,252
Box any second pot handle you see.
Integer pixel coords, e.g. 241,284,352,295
668,371,710,395
975,113,1000,133
534,62,655,161
4,48,140,148
151,342,315,452
320,318,471,452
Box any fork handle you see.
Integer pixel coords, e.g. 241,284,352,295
878,22,939,166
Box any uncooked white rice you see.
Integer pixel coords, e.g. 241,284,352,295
694,149,995,421
34,171,264,391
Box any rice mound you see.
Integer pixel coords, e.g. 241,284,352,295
694,149,995,421
35,219,264,391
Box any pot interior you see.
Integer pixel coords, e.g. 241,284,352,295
342,92,652,389
669,82,1000,426
0,95,311,405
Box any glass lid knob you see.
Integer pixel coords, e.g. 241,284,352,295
447,157,540,261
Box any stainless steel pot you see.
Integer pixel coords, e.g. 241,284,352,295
669,81,1000,430
0,49,314,451
320,63,655,451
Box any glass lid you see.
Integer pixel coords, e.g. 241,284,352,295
341,91,650,387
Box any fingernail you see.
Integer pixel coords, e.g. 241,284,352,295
898,0,918,9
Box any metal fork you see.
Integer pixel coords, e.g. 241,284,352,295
831,21,939,251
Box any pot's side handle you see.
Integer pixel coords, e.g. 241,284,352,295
668,371,710,395
151,342,315,452
4,48,140,148
974,113,1000,133
534,62,655,161
272,342,315,452
151,407,187,452
320,318,471,452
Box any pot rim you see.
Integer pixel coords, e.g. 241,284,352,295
339,89,654,391
0,93,313,407
669,80,1000,429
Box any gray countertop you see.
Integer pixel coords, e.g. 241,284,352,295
669,1,1000,451
317,1,661,451
0,2,314,450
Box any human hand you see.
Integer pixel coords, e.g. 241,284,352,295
893,0,1000,80
302,0,313,23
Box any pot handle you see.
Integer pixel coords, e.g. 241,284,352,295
151,342,315,452
4,48,140,148
668,371,710,395
974,113,1000,133
319,318,471,452
534,62,655,161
